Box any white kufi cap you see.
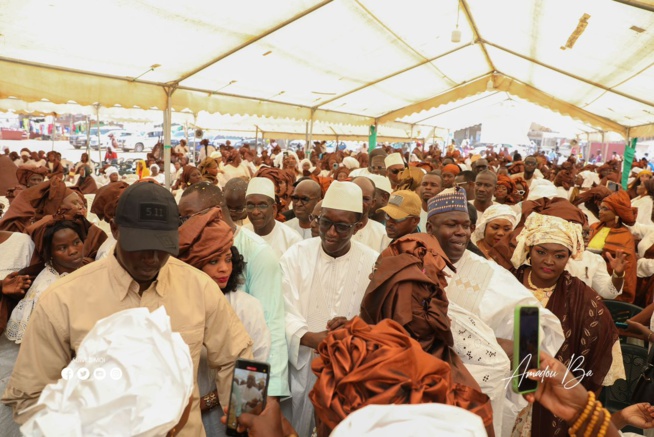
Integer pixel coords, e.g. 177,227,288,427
342,156,360,170
323,181,363,213
105,166,118,176
210,151,222,159
365,174,392,195
246,177,275,200
20,307,194,437
384,152,404,168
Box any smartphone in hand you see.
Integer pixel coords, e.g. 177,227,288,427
512,306,540,394
225,359,270,436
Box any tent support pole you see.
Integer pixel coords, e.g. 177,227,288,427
94,104,101,165
163,86,176,188
307,109,315,155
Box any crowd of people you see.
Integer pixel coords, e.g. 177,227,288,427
0,139,653,437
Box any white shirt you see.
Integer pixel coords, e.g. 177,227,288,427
0,233,34,280
223,163,251,182
225,290,271,362
566,251,622,299
281,238,378,437
244,221,302,259
95,235,116,260
283,218,313,240
418,208,429,233
444,250,565,436
352,219,392,253
348,167,372,178
632,195,654,226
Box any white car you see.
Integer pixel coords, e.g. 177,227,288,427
122,130,163,152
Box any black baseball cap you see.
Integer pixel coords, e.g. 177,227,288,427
114,181,179,255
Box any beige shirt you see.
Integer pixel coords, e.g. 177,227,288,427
2,252,253,437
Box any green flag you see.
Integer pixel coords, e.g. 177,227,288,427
368,125,377,153
621,138,638,189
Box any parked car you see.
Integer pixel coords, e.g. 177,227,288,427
122,130,163,152
72,126,123,150
170,130,195,146
211,135,243,147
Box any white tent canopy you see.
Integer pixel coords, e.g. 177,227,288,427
1,0,653,138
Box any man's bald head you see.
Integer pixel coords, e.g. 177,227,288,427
180,181,224,208
292,179,322,223
224,178,249,221
352,176,375,218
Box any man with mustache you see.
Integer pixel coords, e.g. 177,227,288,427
283,180,322,240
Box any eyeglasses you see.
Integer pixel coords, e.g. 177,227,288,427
180,206,214,224
309,214,319,222
318,216,359,234
516,190,526,196
389,168,402,175
290,195,317,205
245,202,272,212
456,181,469,188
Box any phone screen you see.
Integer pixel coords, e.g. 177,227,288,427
226,360,270,436
608,181,620,192
514,306,540,394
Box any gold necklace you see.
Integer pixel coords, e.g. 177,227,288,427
527,270,556,301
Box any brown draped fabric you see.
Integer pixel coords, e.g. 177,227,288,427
90,181,129,222
0,155,19,196
15,165,48,187
45,160,65,179
508,161,525,175
176,165,198,189
309,317,494,437
0,176,69,233
75,173,98,194
177,208,231,268
488,197,588,270
360,235,485,389
588,223,638,303
514,268,618,437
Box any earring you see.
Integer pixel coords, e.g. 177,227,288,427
615,216,619,224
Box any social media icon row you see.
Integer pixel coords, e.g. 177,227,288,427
61,367,122,381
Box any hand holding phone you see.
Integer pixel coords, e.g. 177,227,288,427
512,306,540,394
226,359,270,436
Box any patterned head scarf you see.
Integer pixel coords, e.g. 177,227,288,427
511,212,584,268
472,204,518,244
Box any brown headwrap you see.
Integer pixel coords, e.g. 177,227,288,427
254,166,296,214
177,208,231,268
74,167,98,194
511,176,529,201
16,165,48,187
91,181,129,222
496,174,515,194
603,190,637,226
177,165,199,188
508,161,525,175
309,317,493,436
442,164,461,175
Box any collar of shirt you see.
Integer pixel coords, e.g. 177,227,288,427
107,250,166,300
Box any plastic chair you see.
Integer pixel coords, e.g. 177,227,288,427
601,343,649,428
604,300,643,324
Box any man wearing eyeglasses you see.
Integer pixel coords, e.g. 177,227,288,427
280,181,379,437
283,180,322,240
384,152,405,190
510,156,543,188
243,178,302,259
351,177,392,252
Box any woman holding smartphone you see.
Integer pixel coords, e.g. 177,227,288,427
177,208,270,437
510,213,621,437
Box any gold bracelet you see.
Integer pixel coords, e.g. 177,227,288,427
597,408,612,437
569,391,595,436
584,401,602,437
202,391,220,411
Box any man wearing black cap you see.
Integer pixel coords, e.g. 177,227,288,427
2,182,253,436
